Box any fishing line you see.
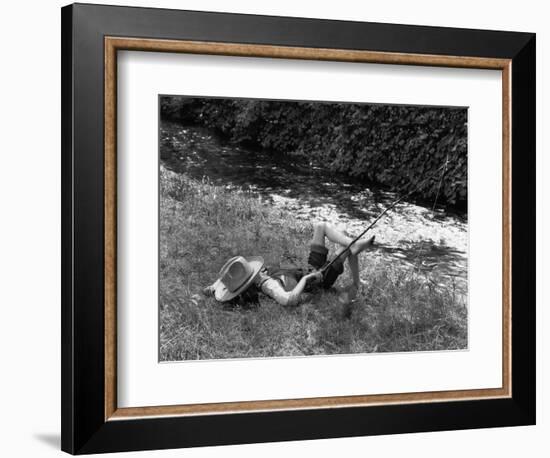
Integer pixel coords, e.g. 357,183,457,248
432,151,450,212
320,153,458,273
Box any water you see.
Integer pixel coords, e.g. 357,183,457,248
161,121,467,297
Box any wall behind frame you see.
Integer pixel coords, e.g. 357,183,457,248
0,0,544,457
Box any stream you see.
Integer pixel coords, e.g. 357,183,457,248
161,121,468,297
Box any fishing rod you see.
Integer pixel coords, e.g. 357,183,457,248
320,155,455,274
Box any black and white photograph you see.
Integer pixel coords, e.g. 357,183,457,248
159,96,468,361
0,0,543,456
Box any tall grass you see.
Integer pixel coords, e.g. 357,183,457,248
159,167,467,361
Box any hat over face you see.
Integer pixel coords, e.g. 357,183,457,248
212,256,264,302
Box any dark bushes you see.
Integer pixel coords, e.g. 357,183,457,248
160,96,467,207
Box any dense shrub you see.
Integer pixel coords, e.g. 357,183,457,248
160,97,467,207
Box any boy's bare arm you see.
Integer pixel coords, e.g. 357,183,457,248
262,271,322,307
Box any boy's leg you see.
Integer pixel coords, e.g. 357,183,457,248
309,222,375,288
308,223,329,270
345,236,375,295
347,253,360,287
313,222,353,247
315,222,374,255
311,222,327,246
310,223,351,277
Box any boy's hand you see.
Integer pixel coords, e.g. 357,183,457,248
305,271,323,282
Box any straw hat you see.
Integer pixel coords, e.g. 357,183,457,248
211,256,264,302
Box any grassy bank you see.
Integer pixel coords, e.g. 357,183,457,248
159,167,467,361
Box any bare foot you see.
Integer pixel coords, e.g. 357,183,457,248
350,235,375,256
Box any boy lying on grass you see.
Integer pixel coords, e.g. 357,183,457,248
203,222,375,307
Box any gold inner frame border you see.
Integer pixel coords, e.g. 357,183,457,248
104,36,512,421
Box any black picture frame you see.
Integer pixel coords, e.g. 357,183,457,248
61,3,536,454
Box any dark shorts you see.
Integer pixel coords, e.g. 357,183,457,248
308,243,344,289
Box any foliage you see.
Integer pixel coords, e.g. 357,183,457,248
160,97,467,207
159,167,467,361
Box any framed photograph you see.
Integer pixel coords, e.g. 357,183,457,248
61,3,536,454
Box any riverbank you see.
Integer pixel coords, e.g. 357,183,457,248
159,167,467,361
161,122,468,295
161,97,468,207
